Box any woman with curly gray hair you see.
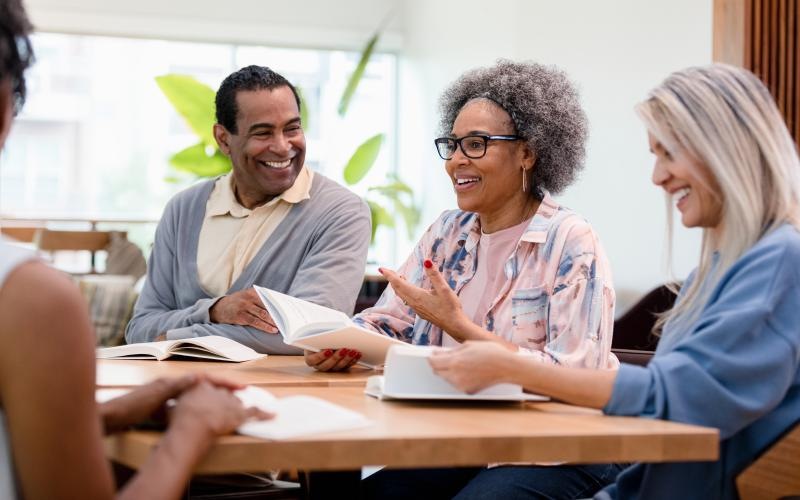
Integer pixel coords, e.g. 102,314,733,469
305,60,620,498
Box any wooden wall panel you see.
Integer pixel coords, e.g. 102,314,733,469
714,0,800,146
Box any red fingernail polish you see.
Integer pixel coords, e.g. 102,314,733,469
424,259,433,269
324,349,333,357
350,350,358,358
378,267,385,275
340,349,349,357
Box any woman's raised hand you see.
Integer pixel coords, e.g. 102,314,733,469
379,258,469,339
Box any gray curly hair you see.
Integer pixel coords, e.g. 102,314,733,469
438,59,588,194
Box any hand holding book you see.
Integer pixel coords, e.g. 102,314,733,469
253,286,405,368
304,348,363,372
210,288,279,334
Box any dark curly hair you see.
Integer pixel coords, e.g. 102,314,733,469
0,0,34,115
215,65,301,134
439,59,588,194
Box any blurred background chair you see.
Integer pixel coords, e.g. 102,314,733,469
612,284,679,366
34,228,117,274
736,421,800,500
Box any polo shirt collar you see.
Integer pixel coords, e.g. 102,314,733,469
207,166,313,218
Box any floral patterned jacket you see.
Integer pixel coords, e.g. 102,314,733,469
354,193,618,369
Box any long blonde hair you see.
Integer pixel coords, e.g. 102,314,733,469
637,64,800,334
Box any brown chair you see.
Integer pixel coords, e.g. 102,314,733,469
0,225,42,242
354,274,388,313
34,229,120,274
736,422,800,500
611,284,678,366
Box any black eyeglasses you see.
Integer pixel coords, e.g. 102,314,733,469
434,134,522,160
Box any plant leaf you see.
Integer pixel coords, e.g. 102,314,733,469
366,199,395,243
367,179,413,196
295,84,310,131
169,143,231,177
156,75,217,147
338,33,379,117
343,133,384,185
393,198,421,239
367,181,421,239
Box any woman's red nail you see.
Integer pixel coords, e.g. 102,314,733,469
424,259,433,269
378,267,385,275
340,349,349,357
324,349,334,357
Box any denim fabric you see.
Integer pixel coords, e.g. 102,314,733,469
361,464,624,500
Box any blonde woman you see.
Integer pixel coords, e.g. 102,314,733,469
429,64,800,499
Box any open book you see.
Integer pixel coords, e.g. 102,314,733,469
96,335,266,362
254,286,406,369
235,386,371,439
365,345,549,401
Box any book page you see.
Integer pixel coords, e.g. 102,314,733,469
170,336,265,362
96,341,171,360
236,386,370,440
253,286,350,341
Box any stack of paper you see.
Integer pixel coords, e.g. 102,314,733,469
235,386,371,440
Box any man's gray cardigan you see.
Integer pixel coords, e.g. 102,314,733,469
125,173,371,354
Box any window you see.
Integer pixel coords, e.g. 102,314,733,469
0,32,398,263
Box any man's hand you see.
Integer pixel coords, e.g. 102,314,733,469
209,288,278,334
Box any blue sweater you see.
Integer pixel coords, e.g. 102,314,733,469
599,224,800,500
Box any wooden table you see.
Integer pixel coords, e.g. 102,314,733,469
97,356,374,388
106,386,719,473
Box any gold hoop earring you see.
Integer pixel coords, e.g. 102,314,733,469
522,169,528,192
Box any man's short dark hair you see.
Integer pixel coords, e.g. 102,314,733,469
0,0,34,114
215,65,301,134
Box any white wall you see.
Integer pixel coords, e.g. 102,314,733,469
23,0,404,50
397,0,713,305
24,0,714,303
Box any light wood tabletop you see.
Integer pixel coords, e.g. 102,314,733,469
97,356,374,388
105,386,719,473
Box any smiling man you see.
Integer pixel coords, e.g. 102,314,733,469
126,65,371,353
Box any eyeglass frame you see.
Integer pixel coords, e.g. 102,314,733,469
433,134,523,160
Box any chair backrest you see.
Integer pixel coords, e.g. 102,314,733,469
34,229,123,274
611,284,678,366
34,229,114,251
0,225,42,243
736,422,800,499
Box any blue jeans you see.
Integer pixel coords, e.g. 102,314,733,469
361,463,624,500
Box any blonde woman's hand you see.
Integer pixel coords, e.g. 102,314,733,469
428,341,516,394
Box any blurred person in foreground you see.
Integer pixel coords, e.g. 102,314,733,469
0,1,269,498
